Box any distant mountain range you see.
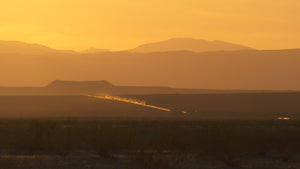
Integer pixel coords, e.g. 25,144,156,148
0,38,253,54
0,40,75,55
130,38,254,53
1,38,300,90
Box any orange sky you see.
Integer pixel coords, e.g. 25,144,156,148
0,0,299,51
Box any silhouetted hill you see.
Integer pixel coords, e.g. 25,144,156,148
0,40,75,55
130,38,253,53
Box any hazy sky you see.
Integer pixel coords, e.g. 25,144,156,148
0,0,299,51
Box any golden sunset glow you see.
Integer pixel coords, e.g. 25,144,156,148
1,0,300,50
1,1,300,167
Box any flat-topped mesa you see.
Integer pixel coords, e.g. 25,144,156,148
46,80,115,89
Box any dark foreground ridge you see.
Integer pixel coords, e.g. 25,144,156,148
0,120,299,169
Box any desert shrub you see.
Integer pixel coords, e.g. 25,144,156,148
129,151,185,169
49,127,75,157
196,126,251,167
9,121,58,154
271,127,300,161
0,119,299,167
85,126,121,158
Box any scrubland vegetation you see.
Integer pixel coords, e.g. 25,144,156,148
0,119,299,169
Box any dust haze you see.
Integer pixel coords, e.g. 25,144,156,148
1,0,300,168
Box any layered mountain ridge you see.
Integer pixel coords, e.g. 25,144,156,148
1,39,300,90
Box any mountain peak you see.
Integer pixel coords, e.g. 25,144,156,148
130,38,254,53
